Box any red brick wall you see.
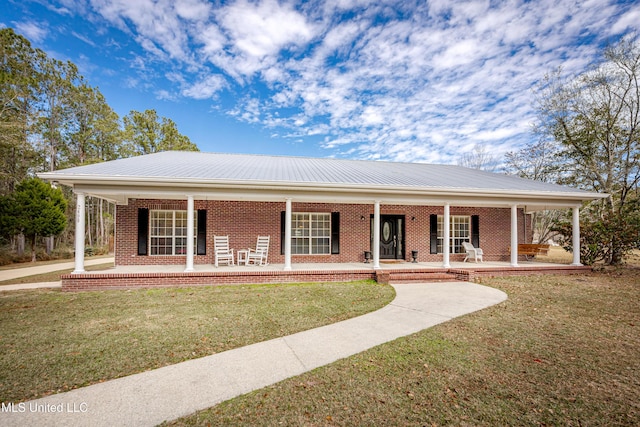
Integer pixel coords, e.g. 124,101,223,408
61,269,376,291
115,200,532,266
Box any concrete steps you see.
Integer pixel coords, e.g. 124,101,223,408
376,269,462,284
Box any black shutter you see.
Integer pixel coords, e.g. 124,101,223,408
331,212,340,254
280,211,286,255
137,208,149,256
197,210,207,255
471,215,480,248
430,214,438,254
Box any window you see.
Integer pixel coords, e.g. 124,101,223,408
437,215,470,254
150,210,197,255
291,213,331,255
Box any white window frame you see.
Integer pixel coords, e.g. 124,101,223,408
437,215,470,254
149,210,197,256
291,212,331,255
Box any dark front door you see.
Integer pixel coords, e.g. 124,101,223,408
373,215,405,259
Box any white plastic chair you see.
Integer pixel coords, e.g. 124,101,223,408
462,242,483,263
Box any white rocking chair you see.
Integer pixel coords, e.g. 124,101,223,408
462,242,484,263
247,236,270,266
214,235,234,267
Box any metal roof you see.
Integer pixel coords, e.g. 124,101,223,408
38,151,604,209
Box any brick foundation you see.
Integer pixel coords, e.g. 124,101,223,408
61,269,376,291
60,265,590,291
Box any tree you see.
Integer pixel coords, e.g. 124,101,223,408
457,143,500,172
122,109,198,156
505,138,563,244
35,56,80,172
63,82,122,166
5,178,67,261
535,35,640,264
0,28,40,195
0,28,199,261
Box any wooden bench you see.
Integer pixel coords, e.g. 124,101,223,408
509,244,550,260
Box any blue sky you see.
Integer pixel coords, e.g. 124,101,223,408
2,0,639,164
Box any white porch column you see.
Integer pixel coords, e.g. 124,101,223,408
510,204,519,267
73,192,86,274
185,195,195,272
442,203,451,268
373,200,381,269
571,205,582,266
284,198,292,271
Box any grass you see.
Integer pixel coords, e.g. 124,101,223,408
534,246,640,266
532,245,574,264
0,280,394,403
166,269,640,426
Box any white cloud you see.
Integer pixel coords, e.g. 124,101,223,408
207,0,317,78
89,0,194,62
14,21,48,42
181,74,226,99
218,0,314,58
610,4,640,35
174,0,211,21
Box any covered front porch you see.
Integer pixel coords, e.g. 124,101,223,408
60,259,592,291
68,195,585,274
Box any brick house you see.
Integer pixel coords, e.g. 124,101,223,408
39,151,603,281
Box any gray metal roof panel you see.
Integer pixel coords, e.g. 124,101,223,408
43,151,595,195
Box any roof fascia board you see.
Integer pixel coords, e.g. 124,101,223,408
72,183,598,210
60,175,603,200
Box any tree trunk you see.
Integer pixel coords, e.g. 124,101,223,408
99,198,104,247
31,234,37,262
87,197,93,247
17,234,24,256
45,236,54,254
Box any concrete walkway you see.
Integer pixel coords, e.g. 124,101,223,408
0,257,114,290
0,281,507,427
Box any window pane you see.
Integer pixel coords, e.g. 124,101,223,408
312,237,330,254
291,213,331,254
291,238,309,254
149,210,197,256
435,215,470,254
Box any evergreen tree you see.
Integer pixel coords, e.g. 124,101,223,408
8,178,67,261
122,109,198,156
0,28,40,195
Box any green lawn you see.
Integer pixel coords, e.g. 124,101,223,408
166,269,640,426
0,281,394,403
3,266,639,426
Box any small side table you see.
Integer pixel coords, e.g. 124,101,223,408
237,250,249,265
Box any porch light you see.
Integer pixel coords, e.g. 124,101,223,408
411,250,418,263
364,251,372,263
